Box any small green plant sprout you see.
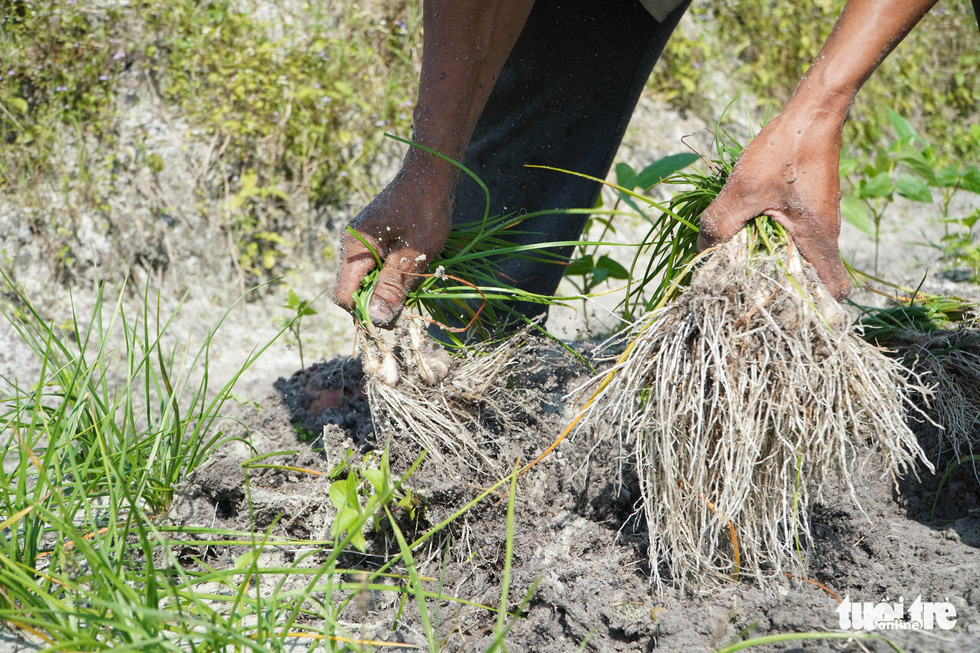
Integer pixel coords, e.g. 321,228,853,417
839,110,980,275
928,126,980,282
328,448,418,554
937,207,980,282
279,287,319,368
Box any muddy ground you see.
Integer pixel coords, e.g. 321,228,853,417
166,330,980,653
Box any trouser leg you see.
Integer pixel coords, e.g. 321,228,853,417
435,0,690,335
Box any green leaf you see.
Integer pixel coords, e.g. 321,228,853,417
10,97,28,114
233,550,258,569
934,164,961,188
328,481,346,512
888,108,923,145
895,173,933,203
839,154,860,178
615,162,637,191
332,507,357,537
595,255,630,280
329,476,359,513
350,531,367,553
896,149,937,185
397,492,414,511
960,166,980,195
856,172,893,199
565,255,595,276
873,147,892,176
634,153,699,189
840,197,874,236
962,209,980,229
362,467,388,494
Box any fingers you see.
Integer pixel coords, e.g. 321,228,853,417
333,226,431,329
700,191,851,301
770,212,851,300
367,245,430,328
332,230,380,312
796,239,851,300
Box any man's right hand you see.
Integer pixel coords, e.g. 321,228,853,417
332,168,455,329
331,0,533,329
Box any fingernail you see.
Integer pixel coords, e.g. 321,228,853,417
369,298,400,328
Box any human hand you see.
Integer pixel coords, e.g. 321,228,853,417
332,170,454,328
331,0,535,328
698,110,851,300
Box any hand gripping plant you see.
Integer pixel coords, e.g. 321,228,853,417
348,141,572,475
565,134,935,589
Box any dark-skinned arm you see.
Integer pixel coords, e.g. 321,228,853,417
333,0,535,328
699,0,940,300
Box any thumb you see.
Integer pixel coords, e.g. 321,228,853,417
774,214,851,300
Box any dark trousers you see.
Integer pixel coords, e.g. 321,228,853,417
440,0,689,333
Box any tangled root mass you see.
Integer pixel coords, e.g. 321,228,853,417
581,234,933,589
359,316,534,476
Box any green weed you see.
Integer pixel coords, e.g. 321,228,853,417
0,266,542,650
2,0,423,285
278,287,319,369
840,111,980,275
0,269,281,515
0,0,124,186
327,447,418,554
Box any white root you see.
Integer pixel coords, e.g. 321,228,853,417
358,326,400,386
359,313,532,475
885,328,980,473
378,349,400,386
573,232,934,590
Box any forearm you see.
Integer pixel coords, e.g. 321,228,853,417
698,0,938,300
407,0,535,179
790,0,939,116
